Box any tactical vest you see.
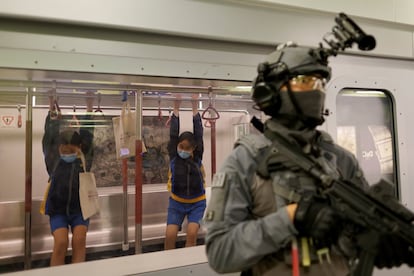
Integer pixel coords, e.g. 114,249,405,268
237,131,341,215
236,132,349,276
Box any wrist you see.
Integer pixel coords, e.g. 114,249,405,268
286,204,298,222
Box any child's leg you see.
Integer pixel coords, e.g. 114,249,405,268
50,228,69,266
71,225,87,263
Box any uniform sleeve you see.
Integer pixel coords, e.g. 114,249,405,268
167,114,179,160
42,112,60,176
193,113,203,161
205,145,297,273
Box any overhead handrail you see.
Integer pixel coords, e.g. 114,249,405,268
0,79,250,95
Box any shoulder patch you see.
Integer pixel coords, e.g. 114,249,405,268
211,172,226,188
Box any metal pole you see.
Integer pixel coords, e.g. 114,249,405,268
135,91,143,254
210,121,216,178
0,79,251,95
122,158,129,251
24,87,33,269
121,91,129,252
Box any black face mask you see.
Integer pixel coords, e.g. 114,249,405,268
278,90,326,128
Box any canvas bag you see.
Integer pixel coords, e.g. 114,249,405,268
112,102,136,159
79,153,100,219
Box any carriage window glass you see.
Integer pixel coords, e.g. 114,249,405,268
336,89,397,195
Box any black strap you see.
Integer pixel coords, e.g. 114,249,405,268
262,129,334,188
250,116,264,133
48,159,61,182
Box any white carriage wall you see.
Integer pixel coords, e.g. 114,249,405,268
0,110,26,201
0,0,413,62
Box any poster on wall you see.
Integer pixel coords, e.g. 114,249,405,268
141,116,170,184
91,115,170,187
90,115,122,187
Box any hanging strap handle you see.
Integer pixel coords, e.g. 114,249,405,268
94,93,104,115
201,88,220,127
17,104,22,128
201,105,220,120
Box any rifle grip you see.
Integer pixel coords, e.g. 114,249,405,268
352,250,375,276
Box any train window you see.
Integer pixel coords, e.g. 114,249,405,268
336,88,397,196
0,72,254,271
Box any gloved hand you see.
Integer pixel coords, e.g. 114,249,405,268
374,234,414,268
293,194,340,246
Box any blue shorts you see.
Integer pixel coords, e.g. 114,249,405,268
167,197,206,228
49,213,89,233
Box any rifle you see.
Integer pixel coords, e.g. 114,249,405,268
256,128,414,276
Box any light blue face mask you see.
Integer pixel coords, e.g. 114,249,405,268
177,150,191,159
60,153,78,163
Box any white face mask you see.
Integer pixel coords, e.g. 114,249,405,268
177,149,191,159
60,153,78,163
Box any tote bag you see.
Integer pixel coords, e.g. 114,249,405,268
112,102,136,159
79,154,100,219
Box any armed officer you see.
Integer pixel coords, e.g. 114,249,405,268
204,42,414,275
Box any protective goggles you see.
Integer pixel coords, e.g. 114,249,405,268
281,75,327,92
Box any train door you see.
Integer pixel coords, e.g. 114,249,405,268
335,88,398,195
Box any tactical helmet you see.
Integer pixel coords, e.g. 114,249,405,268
252,42,332,117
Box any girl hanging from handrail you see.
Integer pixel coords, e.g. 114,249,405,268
164,93,206,250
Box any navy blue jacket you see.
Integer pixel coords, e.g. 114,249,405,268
167,113,205,203
42,113,94,216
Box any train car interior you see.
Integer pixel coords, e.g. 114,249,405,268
1,1,414,275
0,68,257,272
